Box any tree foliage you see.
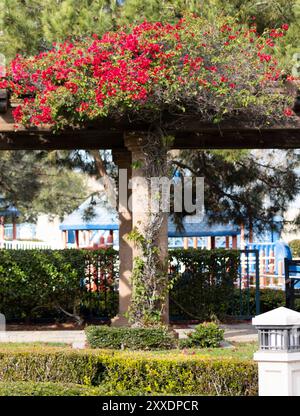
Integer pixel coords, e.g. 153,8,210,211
0,151,88,221
172,149,300,234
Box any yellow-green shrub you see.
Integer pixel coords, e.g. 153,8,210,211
0,350,258,396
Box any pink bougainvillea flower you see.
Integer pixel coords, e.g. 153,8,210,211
12,105,23,123
284,108,294,117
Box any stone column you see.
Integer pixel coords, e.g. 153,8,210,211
232,235,237,249
111,150,132,327
225,236,230,248
124,134,169,325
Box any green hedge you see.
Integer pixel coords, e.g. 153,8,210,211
0,249,118,322
0,248,241,323
169,249,240,321
0,248,292,323
0,350,258,396
86,326,177,350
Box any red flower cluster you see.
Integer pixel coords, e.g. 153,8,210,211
2,16,294,128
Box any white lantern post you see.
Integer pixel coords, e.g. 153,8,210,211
252,306,300,396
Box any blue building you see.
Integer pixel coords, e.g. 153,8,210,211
60,195,241,249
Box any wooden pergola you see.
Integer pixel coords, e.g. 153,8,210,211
1,92,300,325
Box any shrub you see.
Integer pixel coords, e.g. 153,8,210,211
169,249,240,321
85,326,177,350
180,323,225,349
0,249,118,323
0,350,258,396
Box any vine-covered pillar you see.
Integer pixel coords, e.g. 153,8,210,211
124,132,169,326
111,149,133,327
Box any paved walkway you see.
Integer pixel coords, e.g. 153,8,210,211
0,330,86,344
0,323,258,344
220,323,258,343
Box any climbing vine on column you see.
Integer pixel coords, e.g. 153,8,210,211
127,128,174,326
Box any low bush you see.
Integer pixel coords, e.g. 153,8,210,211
180,323,224,349
85,326,177,350
0,350,258,396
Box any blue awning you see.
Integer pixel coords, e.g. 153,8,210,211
60,195,240,237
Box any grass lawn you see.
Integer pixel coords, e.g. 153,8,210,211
0,341,257,359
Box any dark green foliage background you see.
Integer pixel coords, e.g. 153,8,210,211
169,249,240,321
0,248,291,323
0,248,118,322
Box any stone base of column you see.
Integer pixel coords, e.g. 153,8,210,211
111,314,130,327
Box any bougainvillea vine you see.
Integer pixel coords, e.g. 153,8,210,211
0,15,296,130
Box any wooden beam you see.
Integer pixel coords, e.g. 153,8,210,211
1,108,300,150
1,127,300,150
172,128,300,149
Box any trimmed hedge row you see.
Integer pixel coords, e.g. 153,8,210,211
0,248,241,323
0,248,289,323
0,248,118,322
0,350,258,396
85,326,177,350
